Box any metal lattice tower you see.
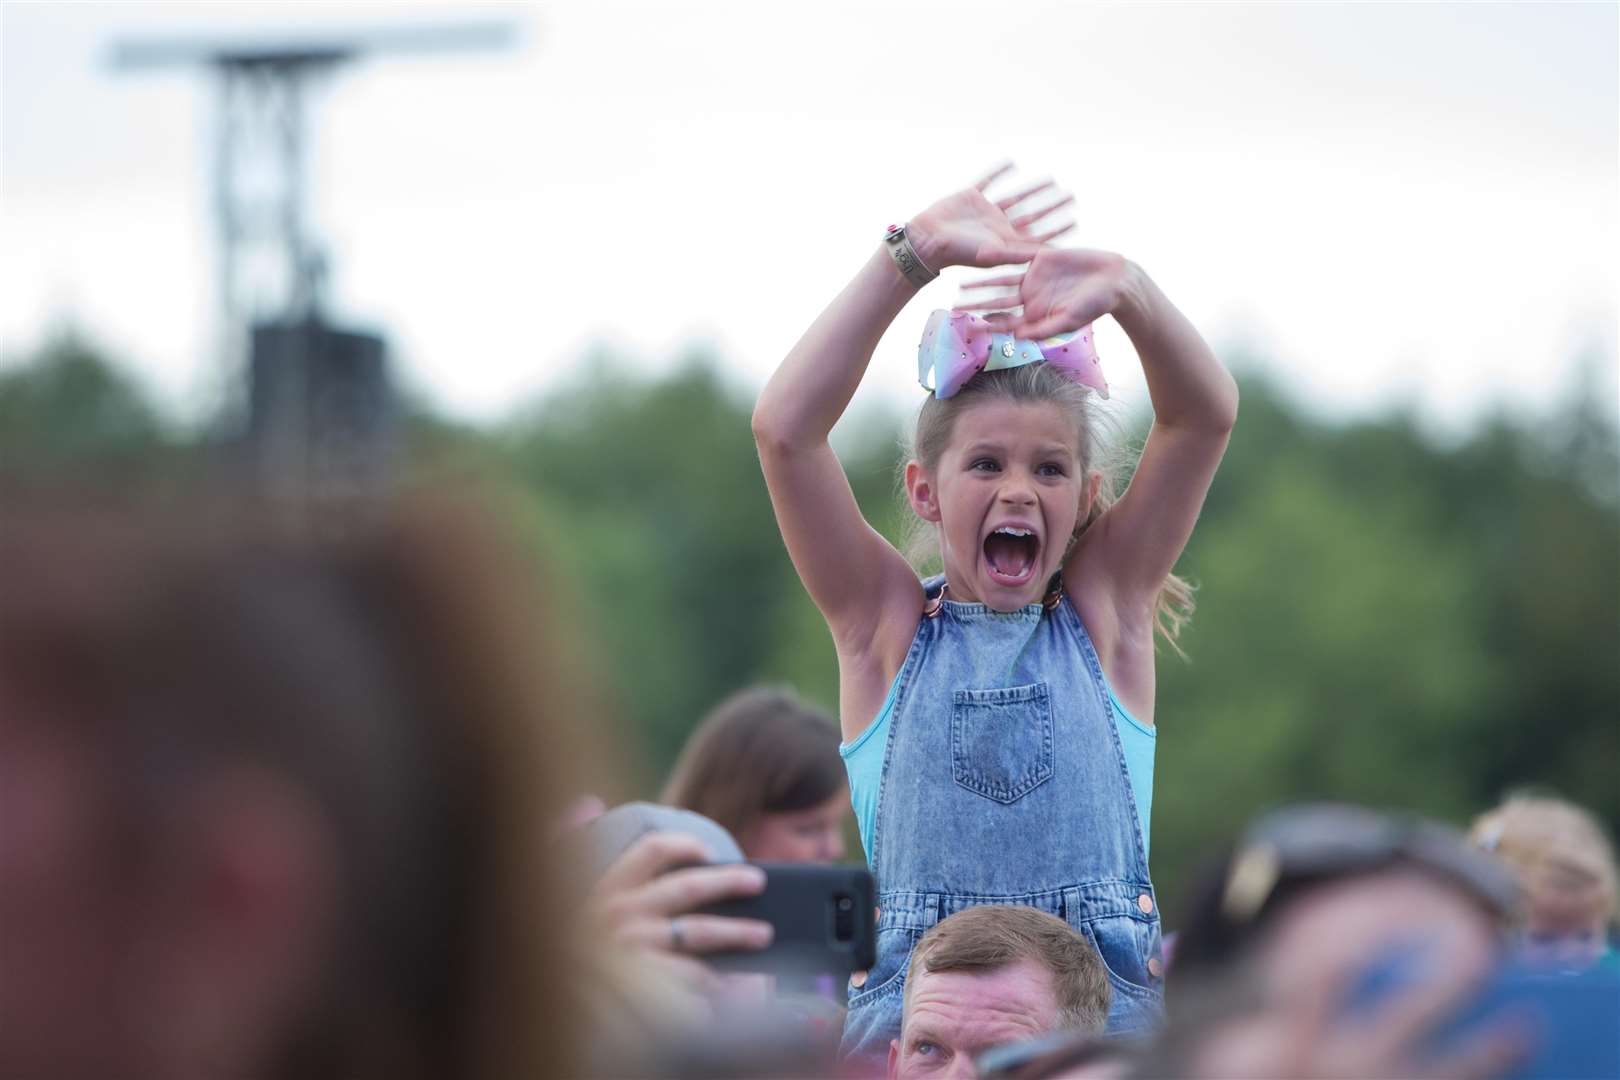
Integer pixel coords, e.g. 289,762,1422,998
110,23,513,515
212,52,326,345
112,23,513,374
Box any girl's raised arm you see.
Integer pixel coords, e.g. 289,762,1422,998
752,170,1068,669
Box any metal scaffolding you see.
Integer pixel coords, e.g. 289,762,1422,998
111,22,513,515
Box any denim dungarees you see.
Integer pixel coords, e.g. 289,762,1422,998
839,575,1163,1063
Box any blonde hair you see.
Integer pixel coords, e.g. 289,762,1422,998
903,364,1195,651
1470,793,1620,925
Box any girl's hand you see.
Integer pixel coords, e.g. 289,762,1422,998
957,247,1137,340
908,163,1074,272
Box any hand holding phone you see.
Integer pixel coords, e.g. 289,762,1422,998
697,863,876,975
590,831,775,960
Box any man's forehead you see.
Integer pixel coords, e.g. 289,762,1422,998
905,961,1061,1039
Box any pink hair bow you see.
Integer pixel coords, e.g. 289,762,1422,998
917,309,1108,401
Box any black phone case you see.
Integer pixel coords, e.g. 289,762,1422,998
696,863,876,974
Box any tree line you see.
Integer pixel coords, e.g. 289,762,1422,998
4,331,1615,912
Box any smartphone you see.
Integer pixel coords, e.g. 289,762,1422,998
1348,948,1620,1080
1434,964,1620,1080
696,863,876,975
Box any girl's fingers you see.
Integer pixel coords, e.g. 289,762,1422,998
973,162,1015,192
961,273,1025,290
996,179,1055,211
1033,222,1076,244
979,240,1043,266
1011,193,1075,229
953,294,1023,312
1009,314,1077,340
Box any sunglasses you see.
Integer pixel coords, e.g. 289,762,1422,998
1213,804,1520,945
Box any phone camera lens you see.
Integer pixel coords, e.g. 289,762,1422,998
834,894,856,941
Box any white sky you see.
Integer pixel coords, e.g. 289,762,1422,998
2,1,1616,436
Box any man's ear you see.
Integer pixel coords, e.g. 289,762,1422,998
904,461,941,524
887,1037,901,1080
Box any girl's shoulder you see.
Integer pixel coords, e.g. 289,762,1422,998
1063,555,1158,724
836,576,931,745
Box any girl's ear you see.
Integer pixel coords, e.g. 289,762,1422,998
904,461,942,523
1079,470,1103,520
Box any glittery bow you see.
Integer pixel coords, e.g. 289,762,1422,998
917,309,1108,401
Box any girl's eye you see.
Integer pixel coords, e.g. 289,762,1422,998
970,458,1000,472
1037,462,1067,477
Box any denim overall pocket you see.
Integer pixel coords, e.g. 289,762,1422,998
950,682,1055,804
1078,911,1164,1035
846,924,920,1010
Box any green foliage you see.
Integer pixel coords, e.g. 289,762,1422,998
7,334,1616,922
1153,377,1619,911
0,331,167,468
498,353,807,767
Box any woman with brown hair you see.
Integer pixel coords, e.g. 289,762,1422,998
662,686,851,863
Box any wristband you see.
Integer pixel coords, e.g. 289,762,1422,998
883,223,938,289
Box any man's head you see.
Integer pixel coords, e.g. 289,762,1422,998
889,905,1110,1079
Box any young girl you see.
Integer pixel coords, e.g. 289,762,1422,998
751,165,1237,1060
1471,793,1620,973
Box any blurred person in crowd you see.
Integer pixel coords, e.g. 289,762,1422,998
888,905,1110,1080
754,162,1236,1061
0,486,607,1080
661,685,849,864
1151,803,1529,1080
1471,792,1620,973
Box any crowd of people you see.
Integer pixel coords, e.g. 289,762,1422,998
4,165,1616,1079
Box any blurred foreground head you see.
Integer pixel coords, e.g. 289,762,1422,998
1159,804,1520,1078
1173,803,1518,987
0,486,592,1080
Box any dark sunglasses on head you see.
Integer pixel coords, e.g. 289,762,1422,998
1178,803,1520,976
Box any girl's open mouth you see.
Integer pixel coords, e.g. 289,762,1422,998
983,526,1039,587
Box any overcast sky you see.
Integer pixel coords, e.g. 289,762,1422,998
3,1,1616,436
